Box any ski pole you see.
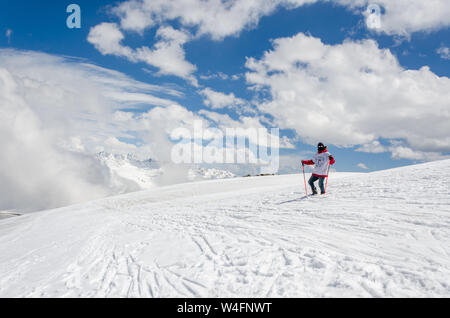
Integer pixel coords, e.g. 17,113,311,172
324,164,331,194
302,164,308,196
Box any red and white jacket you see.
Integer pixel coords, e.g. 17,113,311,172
303,148,335,177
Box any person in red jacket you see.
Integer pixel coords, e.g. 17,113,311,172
302,143,335,195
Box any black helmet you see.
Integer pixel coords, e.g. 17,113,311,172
317,142,326,151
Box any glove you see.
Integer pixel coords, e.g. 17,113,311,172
301,160,305,166
329,155,334,160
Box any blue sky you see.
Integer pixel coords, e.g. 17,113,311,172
1,0,449,174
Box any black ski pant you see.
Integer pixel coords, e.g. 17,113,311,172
308,175,325,194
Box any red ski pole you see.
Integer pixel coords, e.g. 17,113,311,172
302,164,308,196
324,164,331,194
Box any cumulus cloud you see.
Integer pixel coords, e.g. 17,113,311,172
136,26,197,82
245,33,450,160
87,23,134,58
87,0,316,84
356,140,387,153
88,23,196,82
343,0,450,36
111,0,316,40
200,87,246,110
356,140,449,161
87,0,450,85
198,109,287,151
437,46,450,60
280,136,296,149
388,145,448,161
116,104,206,163
110,0,450,39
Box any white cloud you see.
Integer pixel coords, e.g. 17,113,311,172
356,140,449,161
88,0,450,85
112,0,316,40
357,163,369,170
90,0,314,82
112,0,155,33
280,136,296,149
198,109,286,150
356,140,387,153
88,24,197,82
200,87,246,110
0,67,115,212
389,146,448,161
98,137,138,154
87,23,134,58
111,0,450,39
334,0,450,36
245,33,450,160
437,46,450,60
0,49,197,211
135,26,197,82
279,152,315,174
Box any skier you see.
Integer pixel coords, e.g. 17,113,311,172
301,143,335,195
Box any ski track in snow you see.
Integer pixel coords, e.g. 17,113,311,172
0,160,449,297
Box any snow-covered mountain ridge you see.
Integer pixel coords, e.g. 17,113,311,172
96,152,236,191
0,160,449,297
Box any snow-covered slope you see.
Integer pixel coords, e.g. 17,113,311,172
0,160,449,297
188,167,236,181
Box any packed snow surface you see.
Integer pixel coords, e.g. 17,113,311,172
0,160,449,297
